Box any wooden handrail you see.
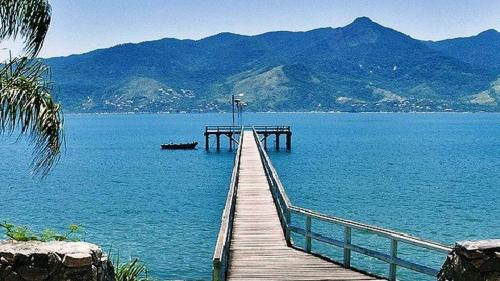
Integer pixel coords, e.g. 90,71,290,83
205,125,242,132
251,127,452,280
212,128,244,281
289,206,451,253
253,129,292,209
205,125,291,132
252,127,293,244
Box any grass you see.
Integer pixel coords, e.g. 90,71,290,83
110,248,151,281
0,221,83,242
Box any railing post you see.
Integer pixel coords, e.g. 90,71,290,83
305,216,312,253
285,209,291,245
343,226,352,268
212,259,221,281
389,239,398,281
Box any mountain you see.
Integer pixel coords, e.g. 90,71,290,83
425,29,500,72
46,17,500,113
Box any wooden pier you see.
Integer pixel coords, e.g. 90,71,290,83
204,126,291,150
212,127,452,281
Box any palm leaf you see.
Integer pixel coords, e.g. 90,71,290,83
0,0,51,57
0,56,63,177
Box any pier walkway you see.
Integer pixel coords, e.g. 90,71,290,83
225,131,381,280
212,128,451,281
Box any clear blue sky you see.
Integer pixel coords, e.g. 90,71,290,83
34,0,500,57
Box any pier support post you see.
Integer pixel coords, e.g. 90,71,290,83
205,134,209,150
216,134,221,150
275,133,280,150
264,133,268,150
229,133,233,150
286,132,292,150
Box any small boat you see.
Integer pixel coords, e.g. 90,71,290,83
161,141,198,150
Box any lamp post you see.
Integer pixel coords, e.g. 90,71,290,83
234,99,241,126
232,94,235,127
232,93,245,127
239,101,246,126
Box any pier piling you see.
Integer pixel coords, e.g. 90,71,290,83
286,132,292,150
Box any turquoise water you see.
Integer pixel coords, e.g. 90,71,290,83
1,113,499,280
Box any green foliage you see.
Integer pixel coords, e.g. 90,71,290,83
115,258,149,281
1,0,63,177
110,251,150,281
0,57,64,177
0,222,83,242
0,222,37,241
0,0,51,57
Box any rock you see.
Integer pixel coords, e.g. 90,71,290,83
14,253,29,265
0,241,100,257
63,266,93,281
484,271,500,281
47,253,61,275
93,249,102,259
472,258,486,269
0,241,115,281
0,252,14,264
4,271,22,281
1,265,13,278
92,265,98,281
459,240,500,252
478,255,500,273
16,266,49,281
439,240,500,281
62,253,93,268
99,256,116,281
29,253,49,268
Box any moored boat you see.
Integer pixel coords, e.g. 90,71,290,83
161,141,198,150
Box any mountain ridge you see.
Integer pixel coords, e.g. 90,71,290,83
45,17,500,113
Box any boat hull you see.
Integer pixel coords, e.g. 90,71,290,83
161,142,198,150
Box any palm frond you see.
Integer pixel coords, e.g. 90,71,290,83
0,56,63,177
0,0,51,57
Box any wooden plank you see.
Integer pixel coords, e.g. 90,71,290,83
226,131,383,281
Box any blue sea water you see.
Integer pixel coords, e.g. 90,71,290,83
0,113,499,280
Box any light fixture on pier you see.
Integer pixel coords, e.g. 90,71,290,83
232,93,245,127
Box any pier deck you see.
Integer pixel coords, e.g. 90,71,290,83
212,127,451,281
219,131,382,280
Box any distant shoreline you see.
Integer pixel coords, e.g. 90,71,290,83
62,111,500,115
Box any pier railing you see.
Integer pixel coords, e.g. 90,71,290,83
252,127,452,281
205,126,242,133
252,125,291,133
205,125,290,133
212,131,244,281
